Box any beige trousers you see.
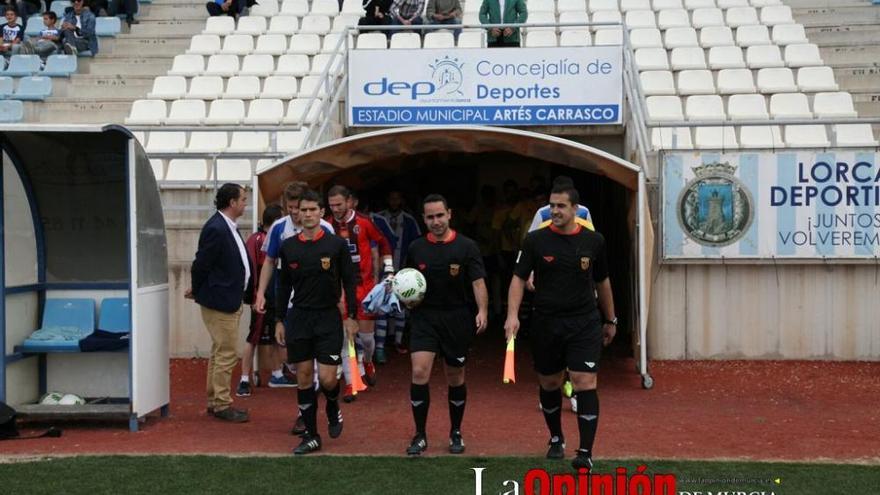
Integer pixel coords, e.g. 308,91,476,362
201,304,243,411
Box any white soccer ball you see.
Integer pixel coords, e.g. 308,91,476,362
392,268,427,306
58,393,85,406
40,391,64,405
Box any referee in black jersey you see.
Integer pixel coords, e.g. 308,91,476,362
504,182,617,471
402,194,488,456
274,189,359,455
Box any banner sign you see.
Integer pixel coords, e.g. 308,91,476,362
662,151,880,260
347,46,622,126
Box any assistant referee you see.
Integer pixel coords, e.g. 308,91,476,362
504,182,617,471
274,189,359,455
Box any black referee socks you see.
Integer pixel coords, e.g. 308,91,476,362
410,383,430,434
297,387,318,437
575,389,599,455
322,383,341,425
448,384,467,433
539,387,564,441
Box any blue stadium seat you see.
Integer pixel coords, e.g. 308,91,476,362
18,299,96,352
98,298,131,333
50,0,72,17
3,55,41,77
13,76,53,100
0,100,23,122
25,16,44,37
96,17,122,37
42,54,77,77
0,76,13,98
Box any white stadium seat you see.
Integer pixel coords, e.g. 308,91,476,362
784,125,830,148
289,34,322,55
684,0,715,7
526,31,558,47
254,34,288,55
204,54,240,77
751,0,782,6
670,47,707,70
813,92,858,118
215,160,253,182
332,14,361,31
236,16,267,36
756,67,797,93
558,11,589,29
149,159,164,180
240,54,275,77
630,28,663,49
205,99,246,125
691,8,723,29
760,5,793,25
268,16,299,35
797,67,838,92
591,10,623,27
126,100,166,125
772,24,807,45
699,26,733,48
708,46,746,69
311,0,340,16
640,70,676,96
187,76,224,99
244,99,285,124
278,129,309,152
424,32,456,48
716,68,755,93
229,132,271,152
224,76,261,100
284,98,321,124
188,35,221,55
298,76,328,97
276,54,311,76
390,33,422,49
168,54,204,77
321,33,349,53
165,99,206,125
769,93,812,119
250,0,279,16
746,45,784,68
147,76,187,99
735,25,770,47
657,9,690,29
300,15,331,35
457,32,486,49
625,10,657,29
653,0,683,9
590,0,619,12
146,132,187,153
695,126,739,149
646,95,684,121
557,0,587,13
187,132,228,153
677,69,715,95
281,0,309,16
739,126,784,148
621,0,651,11
785,44,823,67
834,125,879,147
529,0,555,12
727,94,768,120
560,30,591,46
652,127,693,149
203,16,235,36
357,33,388,49
725,7,759,27
165,159,209,181
261,76,298,99
717,0,747,6
664,27,698,48
341,0,365,15
635,48,669,70
221,34,254,55
593,28,624,45
310,53,343,75
685,94,725,120
526,12,556,31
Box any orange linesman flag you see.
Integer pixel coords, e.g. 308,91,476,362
348,340,367,393
503,338,516,384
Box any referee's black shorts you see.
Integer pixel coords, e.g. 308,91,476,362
409,307,475,367
285,307,343,366
530,310,602,375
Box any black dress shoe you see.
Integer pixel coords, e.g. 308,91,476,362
213,407,249,423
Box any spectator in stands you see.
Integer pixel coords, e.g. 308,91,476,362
0,7,22,57
110,0,139,26
390,0,425,34
478,0,526,47
21,11,62,60
206,0,247,19
358,0,392,29
426,0,462,38
15,0,41,31
61,0,98,56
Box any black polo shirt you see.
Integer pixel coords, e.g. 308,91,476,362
405,230,486,310
513,224,609,317
275,229,357,320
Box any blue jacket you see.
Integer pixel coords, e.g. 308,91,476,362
191,212,253,313
62,7,98,55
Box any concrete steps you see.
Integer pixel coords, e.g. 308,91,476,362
128,20,205,37
24,99,132,124
794,6,880,27
51,75,155,98
806,25,880,46
99,35,192,56
819,46,880,67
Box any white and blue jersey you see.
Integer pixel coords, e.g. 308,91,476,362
528,203,594,232
262,216,335,259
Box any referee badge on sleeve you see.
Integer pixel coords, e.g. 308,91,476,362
321,257,331,270
580,257,590,271
449,264,460,276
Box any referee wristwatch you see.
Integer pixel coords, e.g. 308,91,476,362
603,317,618,326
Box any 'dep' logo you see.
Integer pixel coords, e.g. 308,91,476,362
429,56,464,97
363,78,435,100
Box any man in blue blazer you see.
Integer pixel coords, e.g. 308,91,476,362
60,0,98,56
188,183,254,423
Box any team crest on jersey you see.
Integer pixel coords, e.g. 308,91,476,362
580,257,590,271
321,257,331,270
543,256,555,263
353,224,360,235
449,263,460,276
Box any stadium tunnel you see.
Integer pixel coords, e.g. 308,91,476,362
256,127,653,385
